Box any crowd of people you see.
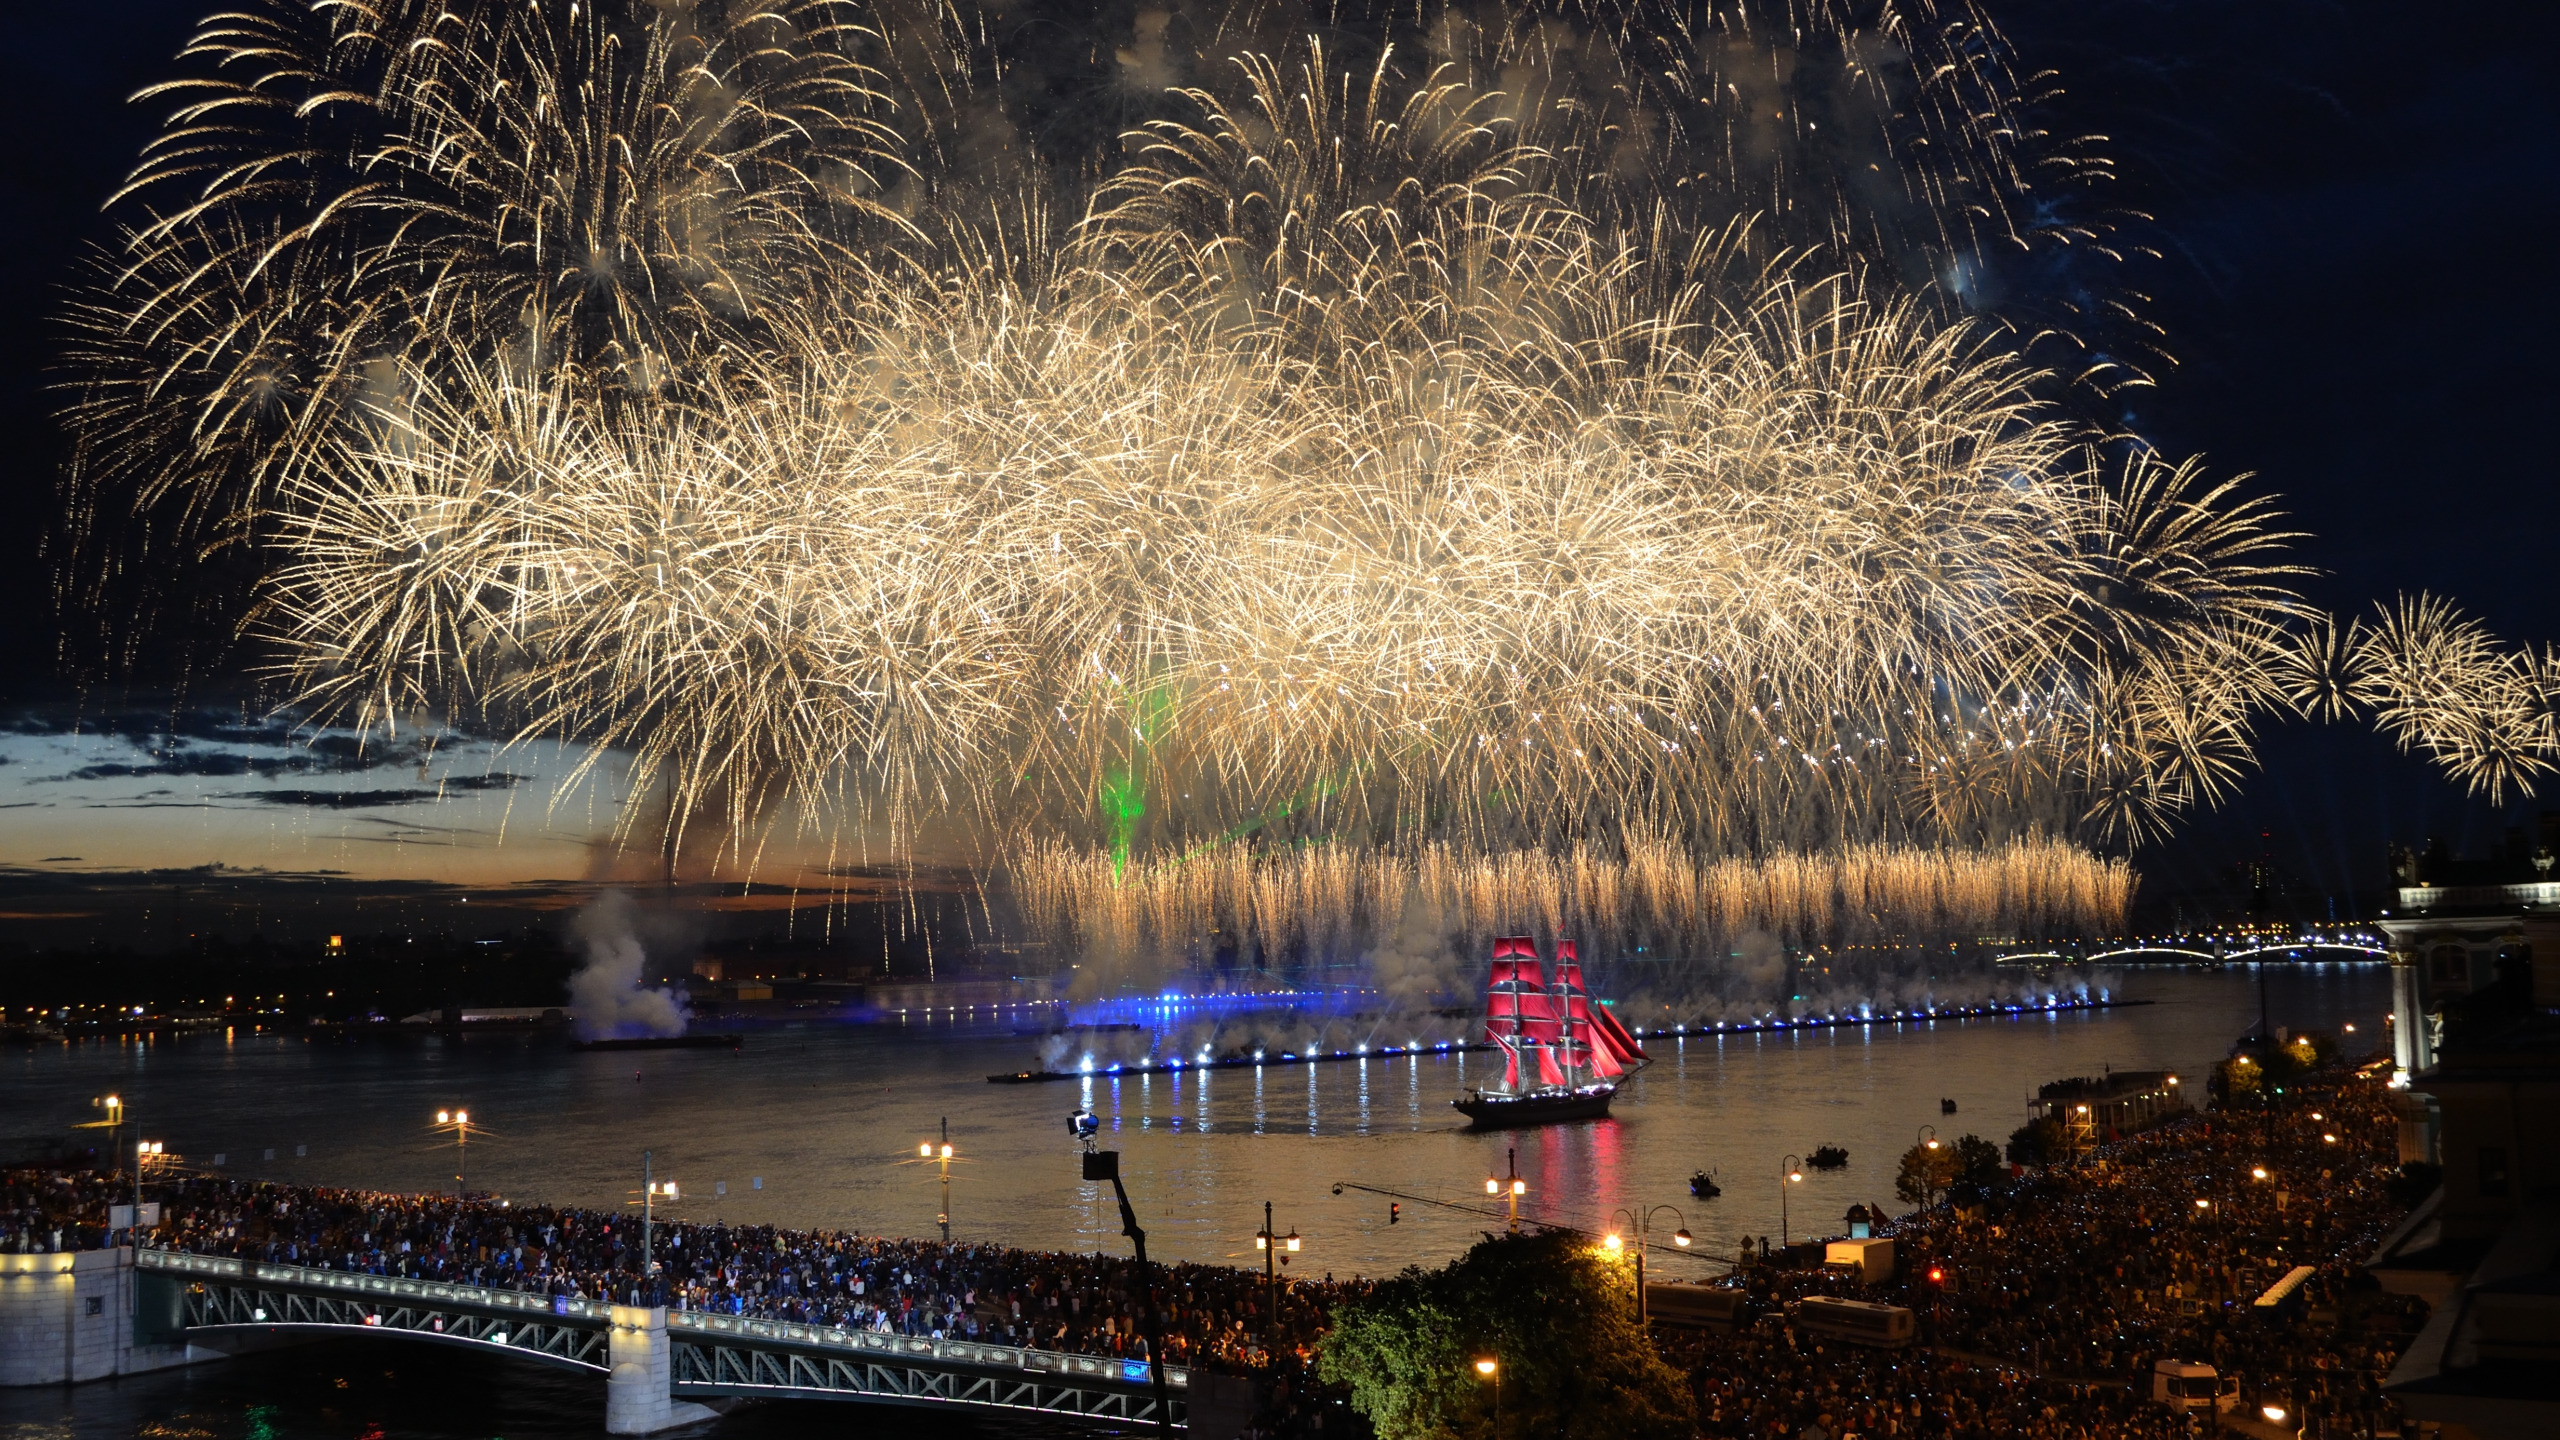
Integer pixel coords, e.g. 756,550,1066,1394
1661,1058,2429,1438
0,1165,1352,1384
1668,1330,2220,1440
5,1057,2435,1438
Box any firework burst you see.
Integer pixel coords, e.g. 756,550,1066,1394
63,0,2350,941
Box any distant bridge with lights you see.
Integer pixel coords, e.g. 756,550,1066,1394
1994,932,2390,966
3,1247,1201,1434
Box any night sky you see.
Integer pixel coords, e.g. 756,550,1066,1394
2,0,2555,946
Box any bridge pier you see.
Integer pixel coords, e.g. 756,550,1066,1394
605,1305,716,1434
0,1248,224,1387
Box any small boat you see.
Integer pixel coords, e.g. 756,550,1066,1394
1690,1170,1722,1199
1452,936,1648,1129
1806,1144,1850,1170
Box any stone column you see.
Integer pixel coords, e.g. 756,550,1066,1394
2388,948,2431,1083
604,1305,714,1434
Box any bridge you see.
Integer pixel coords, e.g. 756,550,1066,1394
12,1248,1196,1433
1995,936,2388,966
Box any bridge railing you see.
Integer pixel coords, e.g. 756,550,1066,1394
140,1248,613,1323
666,1309,1185,1389
136,1246,1187,1390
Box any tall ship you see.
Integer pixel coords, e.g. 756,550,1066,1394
1453,936,1649,1128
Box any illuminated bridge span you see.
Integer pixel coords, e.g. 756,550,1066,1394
1996,939,2388,966
133,1249,1189,1433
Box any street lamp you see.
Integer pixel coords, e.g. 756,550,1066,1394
1474,1357,1500,1426
1254,1200,1302,1347
1485,1147,1527,1233
83,1096,134,1242
920,1117,957,1243
1781,1155,1805,1248
1916,1125,1940,1211
431,1108,476,1195
1607,1204,1695,1322
135,1132,166,1232
639,1151,679,1294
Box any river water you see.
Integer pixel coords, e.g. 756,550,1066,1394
1,964,2387,1438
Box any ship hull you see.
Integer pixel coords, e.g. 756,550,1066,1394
1452,1086,1617,1128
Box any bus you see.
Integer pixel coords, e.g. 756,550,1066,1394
1646,1282,1750,1331
1795,1296,1917,1348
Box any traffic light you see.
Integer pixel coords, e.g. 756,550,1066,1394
1926,1265,1945,1286
1390,1203,1401,1224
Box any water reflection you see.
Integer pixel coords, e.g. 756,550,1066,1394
2,968,2387,1278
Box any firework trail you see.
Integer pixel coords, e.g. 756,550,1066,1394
1011,833,2130,1005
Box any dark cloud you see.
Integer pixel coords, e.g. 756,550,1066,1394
73,754,297,781
230,788,443,810
91,800,218,810
221,774,526,810
4,703,528,794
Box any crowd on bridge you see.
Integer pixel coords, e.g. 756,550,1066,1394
0,1165,1355,1387
1662,1058,2429,1438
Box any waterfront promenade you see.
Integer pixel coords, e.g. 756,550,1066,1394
7,1056,2430,1438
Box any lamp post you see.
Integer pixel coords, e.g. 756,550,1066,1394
1475,1357,1500,1428
1254,1200,1300,1347
641,1152,678,1298
1916,1124,1940,1212
87,1096,131,1242
920,1117,955,1243
134,1139,165,1236
1606,1205,1694,1322
1484,1147,1527,1233
432,1108,474,1195
1781,1155,1804,1249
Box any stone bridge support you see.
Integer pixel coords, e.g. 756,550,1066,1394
0,1248,217,1386
605,1305,716,1434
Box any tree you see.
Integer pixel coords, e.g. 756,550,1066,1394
2386,1162,2443,1209
2217,1054,2266,1100
1951,1134,2004,1191
1318,1229,1694,1440
1895,1141,1958,1206
2006,1118,2063,1168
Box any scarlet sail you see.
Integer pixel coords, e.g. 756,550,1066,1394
1457,935,1647,1128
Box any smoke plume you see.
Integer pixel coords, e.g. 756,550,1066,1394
567,891,692,1040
